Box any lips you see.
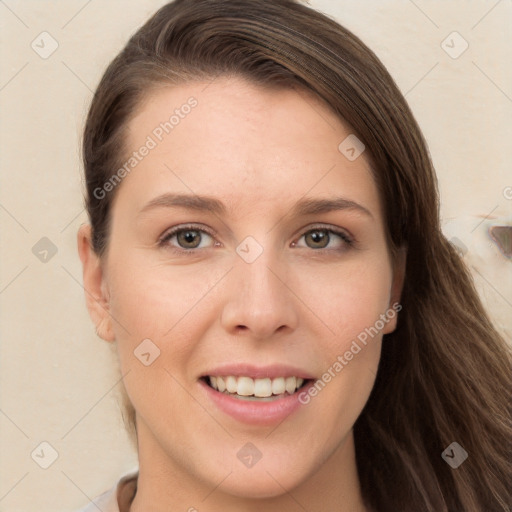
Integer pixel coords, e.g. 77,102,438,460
198,364,315,424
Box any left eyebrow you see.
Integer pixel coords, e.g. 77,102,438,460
291,197,373,219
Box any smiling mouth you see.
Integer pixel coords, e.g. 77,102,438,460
202,375,311,401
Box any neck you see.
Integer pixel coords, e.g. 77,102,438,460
129,424,369,512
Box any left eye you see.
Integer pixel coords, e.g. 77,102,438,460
294,227,353,250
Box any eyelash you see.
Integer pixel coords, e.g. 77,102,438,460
158,223,355,255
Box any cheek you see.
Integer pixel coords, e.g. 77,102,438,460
299,262,390,443
296,256,393,348
105,257,230,404
107,257,223,340
105,261,211,434
293,254,393,419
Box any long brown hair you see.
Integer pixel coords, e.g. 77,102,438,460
81,1,512,510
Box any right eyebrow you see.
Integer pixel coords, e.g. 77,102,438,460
138,193,227,216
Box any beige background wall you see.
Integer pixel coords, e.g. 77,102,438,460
1,1,510,511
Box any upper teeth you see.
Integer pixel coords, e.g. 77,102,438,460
209,376,305,397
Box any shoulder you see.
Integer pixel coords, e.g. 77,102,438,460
73,469,139,512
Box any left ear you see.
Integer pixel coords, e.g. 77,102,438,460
382,245,407,334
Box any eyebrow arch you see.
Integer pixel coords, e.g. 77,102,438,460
138,193,373,218
139,193,227,216
291,197,373,218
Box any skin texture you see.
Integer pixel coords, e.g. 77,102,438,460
78,76,405,512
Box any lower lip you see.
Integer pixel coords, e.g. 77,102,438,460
199,379,312,426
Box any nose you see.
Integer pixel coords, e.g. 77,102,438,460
220,248,299,340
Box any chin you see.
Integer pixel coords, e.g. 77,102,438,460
219,468,305,499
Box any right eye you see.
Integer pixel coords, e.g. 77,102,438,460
159,225,217,253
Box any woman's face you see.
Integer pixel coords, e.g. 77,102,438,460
81,77,403,498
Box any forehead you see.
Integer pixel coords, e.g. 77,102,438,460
117,76,382,221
